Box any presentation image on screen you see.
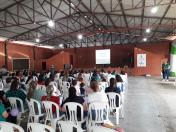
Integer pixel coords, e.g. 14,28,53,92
96,49,110,64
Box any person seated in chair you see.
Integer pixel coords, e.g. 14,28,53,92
41,84,61,114
61,86,87,120
105,78,121,94
87,80,109,121
6,79,26,103
0,99,9,121
87,80,108,104
61,86,87,109
27,81,46,103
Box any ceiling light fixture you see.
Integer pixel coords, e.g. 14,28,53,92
48,20,55,27
35,38,40,43
143,37,147,42
77,34,83,40
151,6,158,14
59,44,64,48
146,28,151,33
70,3,75,7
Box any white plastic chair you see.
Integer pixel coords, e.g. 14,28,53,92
90,126,116,132
42,101,65,129
88,102,109,127
54,73,60,82
64,102,86,125
62,81,70,99
62,81,70,90
119,74,128,91
50,81,61,96
106,92,123,125
27,98,44,123
37,84,46,91
58,78,63,89
27,123,55,132
0,122,24,132
8,97,26,125
99,82,108,92
57,121,85,132
68,76,75,83
116,82,125,111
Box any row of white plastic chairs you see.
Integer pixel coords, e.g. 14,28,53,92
7,92,124,128
0,121,117,132
32,93,123,126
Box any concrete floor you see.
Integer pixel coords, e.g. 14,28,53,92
119,76,176,132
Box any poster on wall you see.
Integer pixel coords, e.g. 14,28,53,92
137,54,146,67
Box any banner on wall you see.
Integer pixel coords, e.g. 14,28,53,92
137,54,146,67
170,41,176,76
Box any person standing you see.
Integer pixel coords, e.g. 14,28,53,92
161,62,165,81
164,61,170,81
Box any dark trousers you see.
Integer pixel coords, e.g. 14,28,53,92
162,70,165,79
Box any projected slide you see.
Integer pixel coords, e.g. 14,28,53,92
96,49,110,64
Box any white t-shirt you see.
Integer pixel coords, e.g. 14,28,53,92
74,84,81,96
0,80,3,91
87,92,108,104
49,81,61,96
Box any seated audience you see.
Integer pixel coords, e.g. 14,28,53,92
61,86,86,109
87,80,108,104
41,85,60,113
77,73,83,81
38,74,45,85
80,82,85,96
27,81,46,102
115,74,123,92
61,86,87,123
72,79,80,96
0,81,11,109
91,70,101,82
0,78,3,91
6,79,26,103
44,78,51,87
111,70,116,75
49,74,61,96
3,77,11,92
0,100,9,121
25,74,31,83
105,78,121,94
